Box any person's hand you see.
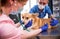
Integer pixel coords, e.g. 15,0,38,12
20,20,24,25
25,20,32,28
50,18,58,26
40,23,48,32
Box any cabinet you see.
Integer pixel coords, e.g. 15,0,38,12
52,0,60,17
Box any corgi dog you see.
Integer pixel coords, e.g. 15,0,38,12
21,13,55,30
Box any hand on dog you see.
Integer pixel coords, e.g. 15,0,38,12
25,20,32,28
40,23,48,32
50,18,58,26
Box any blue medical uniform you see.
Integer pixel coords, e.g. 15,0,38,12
30,5,52,18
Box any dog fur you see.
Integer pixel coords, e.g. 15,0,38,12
21,13,55,30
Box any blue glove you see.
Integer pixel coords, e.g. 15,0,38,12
50,18,58,26
25,20,32,28
20,20,24,25
40,24,48,32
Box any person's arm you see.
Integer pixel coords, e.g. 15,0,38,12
46,5,58,26
0,23,19,39
15,20,24,27
29,5,38,13
29,8,35,13
0,23,42,39
20,29,42,39
20,23,48,39
0,20,48,39
15,22,21,27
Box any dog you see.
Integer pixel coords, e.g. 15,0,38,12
21,13,55,30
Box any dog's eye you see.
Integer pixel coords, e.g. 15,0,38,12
26,17,29,20
22,16,24,19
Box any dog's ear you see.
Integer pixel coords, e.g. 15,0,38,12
32,13,39,17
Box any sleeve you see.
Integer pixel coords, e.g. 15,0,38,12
0,23,19,39
29,8,35,13
29,5,37,13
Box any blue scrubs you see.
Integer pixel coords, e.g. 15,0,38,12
29,5,52,18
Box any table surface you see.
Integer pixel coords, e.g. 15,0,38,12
38,24,60,36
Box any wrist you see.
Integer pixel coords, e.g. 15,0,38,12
39,28,42,32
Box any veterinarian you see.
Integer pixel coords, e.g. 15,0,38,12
9,0,24,24
0,0,48,39
29,0,58,27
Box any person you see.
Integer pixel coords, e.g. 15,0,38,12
9,0,29,27
29,0,58,27
9,0,24,24
0,0,48,39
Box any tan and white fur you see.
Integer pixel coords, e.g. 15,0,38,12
21,13,55,30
